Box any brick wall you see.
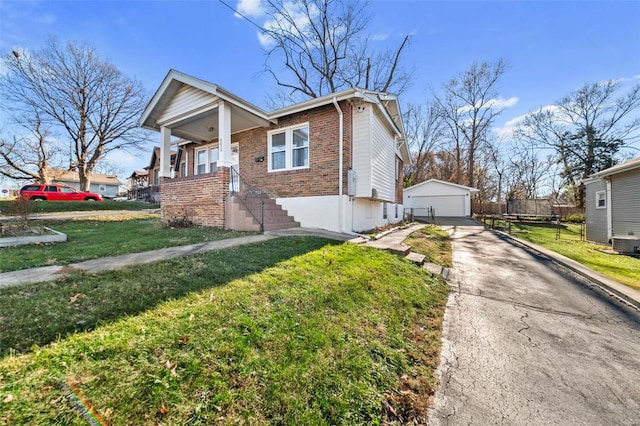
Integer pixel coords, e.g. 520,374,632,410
160,167,229,227
234,101,353,198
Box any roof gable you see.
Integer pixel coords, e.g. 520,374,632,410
404,179,479,194
50,169,122,186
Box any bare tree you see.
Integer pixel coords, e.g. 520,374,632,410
261,0,411,102
515,80,640,206
507,138,554,199
402,102,445,186
0,110,63,183
0,38,149,190
434,59,508,188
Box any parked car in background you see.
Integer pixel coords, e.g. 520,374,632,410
20,183,103,202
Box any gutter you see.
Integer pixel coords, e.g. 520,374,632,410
333,97,344,233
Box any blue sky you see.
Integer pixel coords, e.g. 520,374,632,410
1,0,639,183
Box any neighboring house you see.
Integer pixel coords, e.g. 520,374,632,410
139,69,410,233
127,148,176,202
127,170,149,190
583,157,640,253
49,169,121,199
403,179,479,218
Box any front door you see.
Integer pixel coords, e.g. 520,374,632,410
230,144,240,192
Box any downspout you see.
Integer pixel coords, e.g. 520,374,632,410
333,97,344,233
605,177,613,242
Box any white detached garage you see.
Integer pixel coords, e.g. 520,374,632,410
403,179,479,217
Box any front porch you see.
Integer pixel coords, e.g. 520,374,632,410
140,70,300,231
160,166,299,231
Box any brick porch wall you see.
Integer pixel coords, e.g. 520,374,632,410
160,167,229,227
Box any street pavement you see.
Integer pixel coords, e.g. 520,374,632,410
429,219,640,425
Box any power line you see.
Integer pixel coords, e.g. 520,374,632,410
218,0,265,32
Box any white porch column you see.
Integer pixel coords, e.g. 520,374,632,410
217,101,233,167
159,126,172,178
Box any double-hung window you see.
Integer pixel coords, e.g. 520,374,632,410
595,190,606,209
196,149,207,175
268,123,309,172
209,147,219,173
196,147,220,175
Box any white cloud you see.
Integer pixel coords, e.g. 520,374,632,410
486,96,518,109
458,96,519,114
36,13,56,24
494,105,561,140
371,33,389,41
235,0,265,18
257,1,316,48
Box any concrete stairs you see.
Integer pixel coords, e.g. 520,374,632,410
225,196,300,232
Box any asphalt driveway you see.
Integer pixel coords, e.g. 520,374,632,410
429,220,640,425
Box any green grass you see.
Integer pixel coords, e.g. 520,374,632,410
511,223,640,290
0,199,159,214
404,225,453,267
0,217,254,273
0,240,449,425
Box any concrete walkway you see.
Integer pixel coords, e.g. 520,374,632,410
0,227,360,289
0,234,276,288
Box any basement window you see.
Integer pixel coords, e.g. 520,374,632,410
595,190,606,209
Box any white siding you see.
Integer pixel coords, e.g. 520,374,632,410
158,85,217,124
352,199,403,232
370,109,396,202
352,105,371,198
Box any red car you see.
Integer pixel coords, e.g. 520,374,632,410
20,183,103,202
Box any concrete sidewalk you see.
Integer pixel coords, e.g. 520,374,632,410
0,234,277,288
0,227,358,289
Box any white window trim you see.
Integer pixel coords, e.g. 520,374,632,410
195,143,231,175
595,190,606,209
267,122,310,172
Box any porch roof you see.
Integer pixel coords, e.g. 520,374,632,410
139,69,274,143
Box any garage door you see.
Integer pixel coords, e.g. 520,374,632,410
411,195,466,217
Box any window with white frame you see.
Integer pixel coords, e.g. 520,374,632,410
209,147,219,172
268,124,309,172
196,149,207,175
595,190,606,209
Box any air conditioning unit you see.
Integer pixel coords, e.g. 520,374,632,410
612,236,640,254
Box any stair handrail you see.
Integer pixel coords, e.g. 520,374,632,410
230,166,265,232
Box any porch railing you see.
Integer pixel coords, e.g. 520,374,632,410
127,185,160,203
230,166,265,232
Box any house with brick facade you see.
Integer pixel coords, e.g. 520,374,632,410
139,70,410,233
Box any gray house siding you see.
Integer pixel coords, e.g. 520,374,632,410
585,179,608,244
611,169,640,239
56,179,119,199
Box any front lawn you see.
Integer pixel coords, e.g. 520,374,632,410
0,240,449,424
0,217,254,273
511,223,640,290
0,199,158,214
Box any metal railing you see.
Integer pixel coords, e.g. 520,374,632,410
404,207,437,224
230,167,265,232
127,185,160,203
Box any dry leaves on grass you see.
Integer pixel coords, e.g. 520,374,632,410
161,360,178,377
68,293,86,304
